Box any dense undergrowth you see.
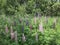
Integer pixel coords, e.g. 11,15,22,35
0,15,60,45
0,0,60,45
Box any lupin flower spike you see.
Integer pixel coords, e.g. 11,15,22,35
22,33,26,42
29,24,33,30
53,18,57,25
15,31,18,43
26,20,29,26
10,26,15,40
5,24,8,33
22,25,24,33
34,16,36,24
35,33,38,42
10,26,13,33
39,21,43,33
44,16,48,23
13,21,16,26
52,18,57,29
19,18,22,23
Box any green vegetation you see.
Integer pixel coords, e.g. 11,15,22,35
0,0,60,16
0,0,60,45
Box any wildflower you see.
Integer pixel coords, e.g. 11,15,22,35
44,16,48,23
19,18,22,23
11,32,15,40
34,16,36,24
14,31,18,43
29,24,33,30
10,26,15,40
39,22,43,33
35,12,38,17
38,13,41,18
35,33,38,42
13,21,16,26
22,33,26,42
5,24,8,33
26,20,29,26
53,18,57,25
22,25,24,33
52,18,57,29
10,26,13,33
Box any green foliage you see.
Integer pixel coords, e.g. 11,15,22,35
0,0,60,16
0,15,60,45
52,2,60,16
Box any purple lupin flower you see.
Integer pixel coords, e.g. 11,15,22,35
22,25,24,33
22,33,26,42
35,33,38,42
5,24,8,33
26,20,29,26
10,26,15,40
35,12,38,17
39,22,43,33
13,21,16,26
52,18,57,29
14,31,18,43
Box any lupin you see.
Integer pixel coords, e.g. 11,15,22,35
35,33,38,42
10,26,15,40
22,25,24,33
26,19,29,26
22,33,26,42
5,24,8,33
52,18,57,29
44,16,48,24
14,31,18,44
29,24,33,30
13,21,16,26
39,21,44,33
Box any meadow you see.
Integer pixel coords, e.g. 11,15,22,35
0,15,60,45
0,0,60,45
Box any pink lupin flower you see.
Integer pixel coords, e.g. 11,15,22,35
10,26,15,40
29,25,33,30
22,33,26,42
5,24,8,33
14,31,18,43
39,22,43,33
11,32,15,40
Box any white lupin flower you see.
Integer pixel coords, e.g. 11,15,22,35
15,31,18,43
10,26,13,33
22,33,26,42
53,18,57,25
35,33,38,42
44,16,48,23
